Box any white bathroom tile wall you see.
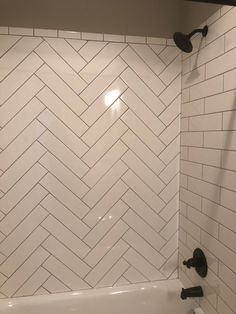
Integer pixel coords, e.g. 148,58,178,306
180,6,236,314
0,30,181,297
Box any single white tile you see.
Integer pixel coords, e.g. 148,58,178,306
9,27,33,36
0,27,8,34
225,27,236,51
189,113,222,131
125,35,146,44
147,37,166,45
58,30,81,39
224,68,236,91
219,262,236,293
189,147,221,167
181,131,203,147
206,48,236,79
34,28,57,37
182,99,204,117
81,32,103,41
190,75,223,101
104,34,125,42
204,131,236,150
219,225,236,253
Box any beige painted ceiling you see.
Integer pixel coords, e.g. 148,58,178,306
0,0,221,37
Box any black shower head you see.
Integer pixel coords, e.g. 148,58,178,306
173,25,208,53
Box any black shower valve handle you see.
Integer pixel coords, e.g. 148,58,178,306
183,257,202,269
182,248,208,278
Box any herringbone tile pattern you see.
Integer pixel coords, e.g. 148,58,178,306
0,34,181,297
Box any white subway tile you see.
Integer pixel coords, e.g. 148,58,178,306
81,32,103,41
9,27,33,36
34,28,57,37
190,75,223,101
125,35,146,44
224,68,236,91
225,27,236,51
189,113,222,131
206,48,236,79
219,225,236,253
189,147,221,167
205,90,236,113
104,34,125,42
58,30,81,39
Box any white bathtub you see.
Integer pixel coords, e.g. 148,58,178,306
0,280,198,314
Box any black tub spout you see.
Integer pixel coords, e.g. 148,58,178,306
181,286,204,300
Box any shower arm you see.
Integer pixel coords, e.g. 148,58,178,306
187,28,205,39
187,26,208,39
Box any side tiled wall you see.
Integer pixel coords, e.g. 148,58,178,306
180,6,236,314
0,29,181,297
